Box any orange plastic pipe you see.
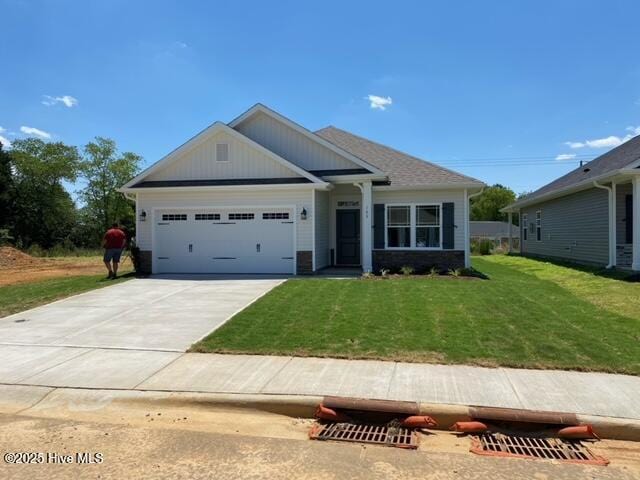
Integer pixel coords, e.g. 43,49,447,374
451,421,489,433
401,416,438,429
315,404,349,423
556,425,598,439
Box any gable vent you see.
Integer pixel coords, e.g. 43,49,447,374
216,143,229,162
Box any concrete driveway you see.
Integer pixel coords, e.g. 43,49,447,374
0,276,285,352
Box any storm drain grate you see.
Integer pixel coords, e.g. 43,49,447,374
310,422,419,449
470,432,609,465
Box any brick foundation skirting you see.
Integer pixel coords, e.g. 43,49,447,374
296,251,313,275
372,250,465,273
138,250,152,274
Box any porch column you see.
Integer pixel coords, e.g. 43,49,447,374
358,181,373,273
507,211,513,253
633,177,640,271
611,181,617,268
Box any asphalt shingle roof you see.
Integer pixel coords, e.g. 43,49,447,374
315,126,483,188
512,135,640,207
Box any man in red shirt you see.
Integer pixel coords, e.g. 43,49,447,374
103,223,127,279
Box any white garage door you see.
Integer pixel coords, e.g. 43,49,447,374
154,209,294,274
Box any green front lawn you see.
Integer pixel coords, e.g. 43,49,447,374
0,274,134,318
193,256,640,374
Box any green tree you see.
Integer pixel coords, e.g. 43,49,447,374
470,184,516,222
79,137,142,243
9,138,81,248
0,144,14,230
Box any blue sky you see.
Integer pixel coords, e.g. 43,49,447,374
1,0,639,196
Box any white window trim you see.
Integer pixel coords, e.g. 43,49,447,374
384,203,443,250
522,213,528,241
215,143,230,162
536,210,542,242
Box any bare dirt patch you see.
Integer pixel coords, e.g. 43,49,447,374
0,247,132,286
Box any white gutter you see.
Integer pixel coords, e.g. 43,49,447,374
119,182,332,194
593,180,616,268
374,183,485,192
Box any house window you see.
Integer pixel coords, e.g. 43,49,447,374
522,214,528,241
387,206,411,248
536,211,542,241
162,213,187,221
416,205,440,248
195,213,220,221
216,143,229,162
262,212,289,220
228,213,254,220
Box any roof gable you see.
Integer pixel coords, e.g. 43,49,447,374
508,135,640,208
229,104,385,175
315,126,483,188
121,122,325,189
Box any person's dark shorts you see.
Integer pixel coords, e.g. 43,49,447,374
104,248,123,263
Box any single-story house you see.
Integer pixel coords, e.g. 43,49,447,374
470,221,519,249
502,135,640,270
120,104,485,275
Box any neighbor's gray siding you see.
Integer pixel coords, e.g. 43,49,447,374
520,187,608,266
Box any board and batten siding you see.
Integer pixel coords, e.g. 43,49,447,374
314,190,330,269
234,111,358,172
372,189,466,250
520,187,609,266
146,130,300,182
135,189,313,252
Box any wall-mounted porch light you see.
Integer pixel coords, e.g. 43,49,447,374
139,210,147,222
300,208,307,220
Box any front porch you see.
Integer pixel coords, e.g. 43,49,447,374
312,182,469,275
614,179,638,270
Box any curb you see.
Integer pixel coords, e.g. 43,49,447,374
3,385,640,442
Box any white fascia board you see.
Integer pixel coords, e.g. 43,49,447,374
228,103,386,176
119,182,331,194
372,182,485,191
121,121,324,189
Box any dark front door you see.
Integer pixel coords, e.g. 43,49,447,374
336,209,360,265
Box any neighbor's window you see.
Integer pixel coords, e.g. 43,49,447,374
387,206,411,248
522,214,528,241
216,143,229,162
536,211,542,241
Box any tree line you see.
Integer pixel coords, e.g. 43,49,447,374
0,138,142,251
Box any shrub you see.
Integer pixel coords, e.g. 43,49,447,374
400,265,414,276
477,239,493,255
448,268,462,277
380,268,391,277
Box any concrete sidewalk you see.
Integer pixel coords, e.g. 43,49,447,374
2,345,639,420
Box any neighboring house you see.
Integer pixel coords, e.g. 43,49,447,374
120,104,484,275
503,136,640,270
470,221,519,249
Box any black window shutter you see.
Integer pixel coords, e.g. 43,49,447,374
442,202,455,250
373,204,385,249
626,194,633,244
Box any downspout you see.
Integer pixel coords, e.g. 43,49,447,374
593,181,615,268
465,188,484,268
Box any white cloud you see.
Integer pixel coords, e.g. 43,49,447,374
555,153,576,161
0,135,11,149
42,95,78,107
565,126,640,149
366,94,393,110
20,126,51,139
